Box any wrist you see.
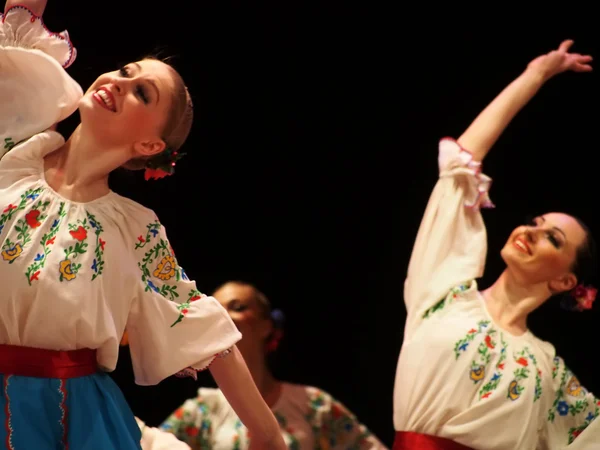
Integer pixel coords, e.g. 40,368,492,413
522,66,549,85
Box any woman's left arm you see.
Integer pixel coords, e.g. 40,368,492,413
458,40,592,162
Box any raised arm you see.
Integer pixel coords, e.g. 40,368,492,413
458,40,592,161
4,0,46,15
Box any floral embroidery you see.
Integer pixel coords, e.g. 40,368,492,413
1,188,49,264
136,221,204,327
468,327,499,384
154,255,176,281
422,283,470,319
275,412,300,450
4,137,15,152
171,289,205,327
87,213,106,281
507,347,540,401
568,405,600,444
59,218,91,281
479,333,508,399
453,320,490,359
25,202,66,284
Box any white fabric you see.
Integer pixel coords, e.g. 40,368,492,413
0,6,241,385
0,6,81,155
394,138,599,449
160,383,388,449
137,417,191,450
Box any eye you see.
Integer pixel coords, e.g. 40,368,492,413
118,66,130,77
546,232,561,248
227,300,248,312
136,85,149,104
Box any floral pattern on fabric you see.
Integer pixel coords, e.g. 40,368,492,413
547,357,600,444
135,220,205,327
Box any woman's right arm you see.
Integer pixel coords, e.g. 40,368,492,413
403,41,592,337
4,0,46,15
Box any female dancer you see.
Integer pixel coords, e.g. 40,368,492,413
393,40,599,449
0,1,286,448
159,281,388,449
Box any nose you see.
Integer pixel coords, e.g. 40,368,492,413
110,76,131,96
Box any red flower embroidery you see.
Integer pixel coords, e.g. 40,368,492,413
516,357,528,366
69,226,87,241
3,204,16,213
484,335,495,349
25,210,41,228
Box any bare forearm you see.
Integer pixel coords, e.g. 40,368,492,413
209,346,284,448
457,68,546,161
5,0,46,15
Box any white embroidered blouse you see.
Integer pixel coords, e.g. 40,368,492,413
393,138,599,449
0,6,241,385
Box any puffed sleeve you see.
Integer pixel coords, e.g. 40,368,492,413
136,417,191,450
306,387,389,449
126,218,242,386
542,356,600,449
0,5,82,157
403,138,494,338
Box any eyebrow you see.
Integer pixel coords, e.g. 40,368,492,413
132,62,160,104
539,216,568,241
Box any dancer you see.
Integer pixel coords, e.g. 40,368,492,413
158,281,388,449
393,41,599,449
0,1,286,448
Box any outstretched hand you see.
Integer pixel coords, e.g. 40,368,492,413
527,40,592,81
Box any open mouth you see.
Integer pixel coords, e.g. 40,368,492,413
513,236,532,255
92,87,116,112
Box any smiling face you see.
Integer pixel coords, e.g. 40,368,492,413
78,59,176,156
213,282,273,359
501,213,587,292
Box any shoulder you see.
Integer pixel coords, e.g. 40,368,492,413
1,131,65,166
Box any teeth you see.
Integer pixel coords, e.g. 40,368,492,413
97,90,114,110
515,240,528,252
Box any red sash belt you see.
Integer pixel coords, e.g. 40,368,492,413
394,431,474,450
0,344,97,378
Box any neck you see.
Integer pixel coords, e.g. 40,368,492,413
483,269,549,334
44,126,129,202
243,351,280,407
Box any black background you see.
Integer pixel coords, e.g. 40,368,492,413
43,3,599,447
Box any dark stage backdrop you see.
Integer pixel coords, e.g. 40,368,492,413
44,3,598,447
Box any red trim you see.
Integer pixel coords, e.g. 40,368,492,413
1,5,76,68
0,345,96,379
393,431,474,450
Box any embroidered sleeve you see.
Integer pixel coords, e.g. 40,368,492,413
126,219,241,386
0,6,82,158
306,388,388,449
544,356,599,448
160,397,213,449
403,138,493,338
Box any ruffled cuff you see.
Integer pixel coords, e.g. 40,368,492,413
438,137,494,210
0,5,76,68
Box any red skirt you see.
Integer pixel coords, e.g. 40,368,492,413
393,431,474,450
0,344,97,378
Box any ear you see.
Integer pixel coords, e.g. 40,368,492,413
132,139,166,158
548,272,578,294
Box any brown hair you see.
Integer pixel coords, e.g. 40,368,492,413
123,57,193,171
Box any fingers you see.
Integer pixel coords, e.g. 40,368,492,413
558,39,574,52
573,63,593,72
